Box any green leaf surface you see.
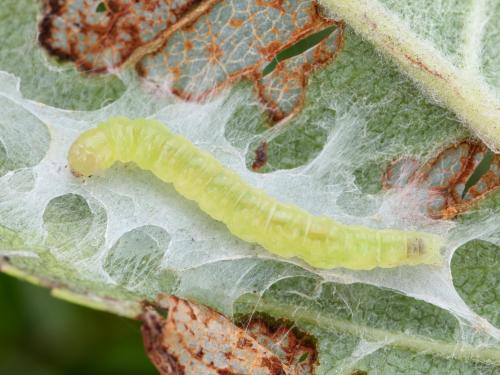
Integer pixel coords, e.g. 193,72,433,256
0,1,125,111
0,0,499,373
321,0,500,151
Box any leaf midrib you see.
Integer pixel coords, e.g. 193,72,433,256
320,0,500,152
2,257,500,366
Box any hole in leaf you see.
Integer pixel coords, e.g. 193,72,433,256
40,0,342,121
0,140,6,175
298,352,309,363
351,370,368,375
95,2,107,13
262,25,337,76
104,225,170,290
461,149,494,199
383,140,499,219
42,193,103,257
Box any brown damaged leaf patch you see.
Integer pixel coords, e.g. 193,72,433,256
141,295,319,374
243,317,317,374
39,0,206,73
252,142,269,171
141,295,289,375
138,0,343,122
383,140,500,219
39,0,344,122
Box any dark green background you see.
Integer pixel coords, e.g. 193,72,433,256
0,273,157,375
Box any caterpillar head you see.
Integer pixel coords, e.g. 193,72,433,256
68,128,114,177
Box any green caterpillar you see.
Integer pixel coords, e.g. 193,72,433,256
68,117,443,270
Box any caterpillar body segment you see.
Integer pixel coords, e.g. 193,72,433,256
68,117,443,270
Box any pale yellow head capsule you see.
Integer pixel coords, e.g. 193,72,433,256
68,128,114,177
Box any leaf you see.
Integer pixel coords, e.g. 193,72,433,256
39,0,199,72
383,140,500,219
136,1,342,122
0,0,125,110
39,0,343,122
0,0,499,374
141,295,318,374
320,0,500,151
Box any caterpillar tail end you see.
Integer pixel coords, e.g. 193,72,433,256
68,128,114,177
404,232,445,267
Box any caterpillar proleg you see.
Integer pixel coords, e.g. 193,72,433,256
68,117,444,270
